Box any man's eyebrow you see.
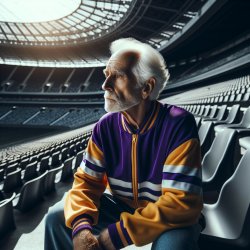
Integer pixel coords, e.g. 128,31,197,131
103,68,125,75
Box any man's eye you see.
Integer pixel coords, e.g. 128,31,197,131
116,73,125,78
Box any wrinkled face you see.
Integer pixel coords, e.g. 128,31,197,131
102,51,142,113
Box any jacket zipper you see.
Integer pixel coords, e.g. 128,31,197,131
132,134,139,207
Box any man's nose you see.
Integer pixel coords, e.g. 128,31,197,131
102,77,113,91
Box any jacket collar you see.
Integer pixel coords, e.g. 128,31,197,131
121,101,161,134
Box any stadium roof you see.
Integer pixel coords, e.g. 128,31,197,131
0,0,230,67
0,0,135,46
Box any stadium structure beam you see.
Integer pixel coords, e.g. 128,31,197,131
159,0,228,53
143,4,178,13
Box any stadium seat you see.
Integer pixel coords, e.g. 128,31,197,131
61,147,69,162
74,150,84,170
0,169,4,182
39,155,50,173
51,151,61,168
22,161,38,181
60,156,74,181
203,105,227,122
214,106,250,133
43,165,63,195
202,129,238,195
213,104,241,125
5,163,18,174
201,148,250,249
13,171,47,212
68,144,76,157
2,169,22,193
0,192,16,237
199,121,215,158
206,105,218,119
195,117,202,129
19,158,29,170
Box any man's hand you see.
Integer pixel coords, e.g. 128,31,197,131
98,229,116,250
73,229,100,250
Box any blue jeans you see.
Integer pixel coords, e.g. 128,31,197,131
45,193,201,250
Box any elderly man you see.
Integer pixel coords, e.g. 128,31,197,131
45,38,203,250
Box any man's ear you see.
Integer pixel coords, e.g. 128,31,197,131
142,77,155,99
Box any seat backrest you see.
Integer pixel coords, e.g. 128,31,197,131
198,121,214,158
61,148,68,162
3,169,22,193
44,165,63,195
23,161,38,181
16,171,47,212
5,163,18,174
51,151,60,167
69,144,76,156
61,157,74,181
202,129,237,185
208,105,217,118
215,105,227,120
241,107,250,128
75,150,84,170
40,155,50,173
19,158,29,170
198,106,204,116
0,169,4,182
0,192,16,237
225,104,241,123
214,150,250,240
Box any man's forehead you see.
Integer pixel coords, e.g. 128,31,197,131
106,50,140,70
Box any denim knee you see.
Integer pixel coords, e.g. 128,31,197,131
45,200,65,231
151,224,201,250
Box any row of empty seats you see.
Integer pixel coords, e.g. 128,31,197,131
0,65,105,93
168,75,250,105
164,75,250,249
0,106,106,128
0,128,92,238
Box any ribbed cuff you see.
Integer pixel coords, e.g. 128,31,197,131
71,214,94,238
108,220,133,249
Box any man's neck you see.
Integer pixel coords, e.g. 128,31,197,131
122,100,154,129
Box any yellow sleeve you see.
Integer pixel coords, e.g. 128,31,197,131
108,138,203,248
64,138,107,237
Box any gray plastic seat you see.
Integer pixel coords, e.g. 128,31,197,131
203,105,227,122
0,169,4,182
3,169,22,193
206,105,218,119
213,104,241,125
14,171,47,212
61,148,69,162
51,151,61,168
201,149,250,249
195,117,202,129
44,165,63,195
199,121,214,158
60,156,74,181
74,150,84,170
215,106,250,133
5,163,18,174
202,129,238,193
23,161,38,181
239,137,250,151
0,192,16,237
39,155,50,173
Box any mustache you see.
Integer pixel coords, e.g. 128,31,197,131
104,92,117,100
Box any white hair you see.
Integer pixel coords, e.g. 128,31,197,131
110,37,170,100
